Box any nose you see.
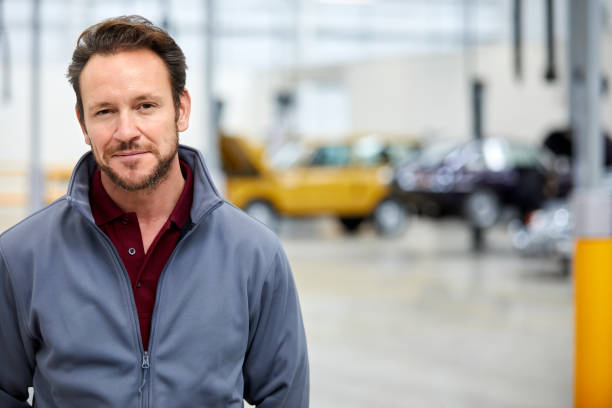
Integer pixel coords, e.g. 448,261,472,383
114,111,140,143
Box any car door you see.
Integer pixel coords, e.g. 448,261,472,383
291,146,355,214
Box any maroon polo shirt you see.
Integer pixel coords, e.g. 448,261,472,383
90,160,193,349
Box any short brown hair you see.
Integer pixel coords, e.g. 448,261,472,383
67,15,187,129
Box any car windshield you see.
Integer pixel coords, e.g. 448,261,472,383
415,141,461,168
352,137,386,166
310,146,351,167
268,142,312,170
413,139,531,172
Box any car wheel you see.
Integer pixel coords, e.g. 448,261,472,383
374,198,407,237
244,201,279,231
338,217,364,234
464,189,500,229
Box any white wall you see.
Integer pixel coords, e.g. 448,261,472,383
345,43,573,145
347,54,470,141
4,38,612,170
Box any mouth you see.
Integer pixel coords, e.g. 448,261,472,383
113,151,148,158
110,151,152,165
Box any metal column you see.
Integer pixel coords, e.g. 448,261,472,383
569,1,612,406
463,0,487,250
159,0,170,31
0,0,12,102
471,79,485,251
513,0,522,80
203,0,223,190
29,0,43,212
544,0,557,81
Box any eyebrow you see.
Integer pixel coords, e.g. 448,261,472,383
88,102,113,114
133,93,162,103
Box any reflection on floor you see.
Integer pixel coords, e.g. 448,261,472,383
1,212,572,408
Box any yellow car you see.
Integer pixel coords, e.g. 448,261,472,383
221,135,409,236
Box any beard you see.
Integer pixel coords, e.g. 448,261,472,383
94,134,179,192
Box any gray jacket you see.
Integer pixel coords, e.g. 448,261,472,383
0,146,309,408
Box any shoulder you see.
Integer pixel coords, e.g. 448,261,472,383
0,197,80,266
1,198,71,245
194,200,290,281
210,200,283,252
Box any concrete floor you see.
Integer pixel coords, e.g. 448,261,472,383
280,217,572,408
0,211,573,407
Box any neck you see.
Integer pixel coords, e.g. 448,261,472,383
100,156,185,224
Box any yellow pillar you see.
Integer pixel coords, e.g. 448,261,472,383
575,238,612,407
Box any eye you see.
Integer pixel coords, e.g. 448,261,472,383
95,109,112,116
139,103,155,110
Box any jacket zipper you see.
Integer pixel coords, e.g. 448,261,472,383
86,227,147,398
85,221,195,408
135,219,203,407
81,201,221,407
145,203,222,362
139,351,150,394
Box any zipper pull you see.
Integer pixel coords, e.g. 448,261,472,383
139,351,150,394
142,351,150,369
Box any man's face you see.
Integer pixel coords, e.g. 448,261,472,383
78,48,190,191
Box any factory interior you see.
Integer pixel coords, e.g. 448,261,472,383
2,1,612,407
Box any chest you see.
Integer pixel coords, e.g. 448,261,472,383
30,229,249,343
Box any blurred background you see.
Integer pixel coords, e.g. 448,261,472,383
3,0,610,406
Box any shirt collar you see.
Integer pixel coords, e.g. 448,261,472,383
90,168,124,226
90,160,194,229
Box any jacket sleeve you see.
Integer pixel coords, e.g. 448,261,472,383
243,248,309,408
0,247,35,407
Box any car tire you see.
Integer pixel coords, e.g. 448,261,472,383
244,200,280,232
464,189,500,229
338,217,364,234
373,198,407,237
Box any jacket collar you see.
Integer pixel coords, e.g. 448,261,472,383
66,145,223,225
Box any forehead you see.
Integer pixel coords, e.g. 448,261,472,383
79,49,171,104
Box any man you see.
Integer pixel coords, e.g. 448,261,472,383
0,15,309,407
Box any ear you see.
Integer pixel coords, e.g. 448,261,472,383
76,106,91,145
176,89,191,133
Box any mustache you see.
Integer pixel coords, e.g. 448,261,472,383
106,140,155,156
